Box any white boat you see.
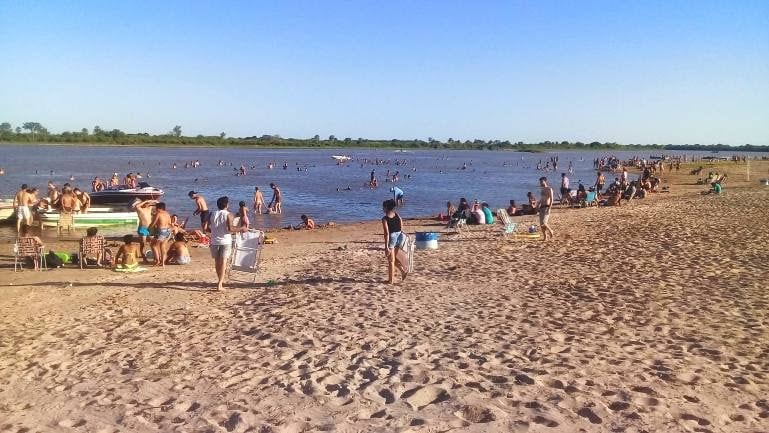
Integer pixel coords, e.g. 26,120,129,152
37,207,138,228
90,182,164,204
331,155,352,163
0,199,14,221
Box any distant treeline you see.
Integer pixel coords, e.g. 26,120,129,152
1,122,766,152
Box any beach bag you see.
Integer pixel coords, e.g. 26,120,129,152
46,251,64,268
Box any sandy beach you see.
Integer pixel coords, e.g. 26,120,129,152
1,162,768,432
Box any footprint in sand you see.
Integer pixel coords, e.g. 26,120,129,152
577,407,602,424
400,385,449,410
456,405,496,423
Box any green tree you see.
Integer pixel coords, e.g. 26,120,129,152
94,125,103,135
328,134,336,141
81,128,88,135
220,132,226,139
0,122,11,133
15,127,21,134
172,125,182,137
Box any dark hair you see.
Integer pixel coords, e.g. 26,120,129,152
254,186,259,190
174,232,185,242
481,202,489,208
301,214,308,221
509,199,516,205
73,188,81,193
216,196,228,210
86,227,98,236
156,202,166,210
270,183,275,187
383,199,396,211
539,177,547,182
238,200,246,208
123,234,134,244
21,183,28,190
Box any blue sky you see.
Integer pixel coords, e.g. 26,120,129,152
1,0,767,145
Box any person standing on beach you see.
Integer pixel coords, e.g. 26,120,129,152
13,184,30,233
208,196,247,290
538,176,555,241
595,171,605,198
381,199,409,284
189,191,210,230
269,183,282,214
253,186,265,214
132,198,157,261
149,202,173,267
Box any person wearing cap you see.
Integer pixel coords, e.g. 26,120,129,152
132,198,158,261
189,191,210,231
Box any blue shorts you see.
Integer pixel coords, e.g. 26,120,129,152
388,231,405,249
155,228,171,241
138,226,150,237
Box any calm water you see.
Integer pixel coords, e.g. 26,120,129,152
0,144,760,239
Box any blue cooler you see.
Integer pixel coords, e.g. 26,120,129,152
415,232,439,250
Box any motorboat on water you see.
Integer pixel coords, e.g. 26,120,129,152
90,182,164,204
37,206,139,228
331,155,352,163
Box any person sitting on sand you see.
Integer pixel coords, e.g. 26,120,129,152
506,200,517,216
471,201,485,225
114,234,141,271
298,214,315,230
167,232,191,265
170,214,187,236
381,199,408,284
481,202,494,224
522,192,538,215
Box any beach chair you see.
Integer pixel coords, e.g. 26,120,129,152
79,235,106,269
57,211,75,234
14,237,46,271
496,209,517,237
228,229,265,283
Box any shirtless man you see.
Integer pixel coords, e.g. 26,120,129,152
59,188,78,213
269,183,282,214
253,186,265,214
538,176,555,241
132,198,157,261
189,191,210,230
47,181,59,204
109,173,119,187
74,188,91,213
13,184,30,232
149,202,173,267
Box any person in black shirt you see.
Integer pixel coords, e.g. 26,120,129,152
381,199,408,284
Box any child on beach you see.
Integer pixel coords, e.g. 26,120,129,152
114,234,142,271
237,201,250,229
381,199,409,284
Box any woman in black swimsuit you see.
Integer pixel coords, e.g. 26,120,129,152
382,199,408,284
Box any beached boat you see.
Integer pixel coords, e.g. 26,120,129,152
331,155,352,163
90,182,164,204
0,199,14,221
649,155,670,161
37,207,138,227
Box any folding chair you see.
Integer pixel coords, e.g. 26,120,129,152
58,212,75,234
228,229,265,283
496,209,518,238
14,237,46,271
80,235,106,268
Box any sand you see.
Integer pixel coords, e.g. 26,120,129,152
1,161,768,432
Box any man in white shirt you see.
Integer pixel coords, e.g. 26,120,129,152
208,196,247,290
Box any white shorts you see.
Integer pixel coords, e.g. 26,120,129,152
210,244,232,260
16,206,31,220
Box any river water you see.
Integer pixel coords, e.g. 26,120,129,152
0,144,759,239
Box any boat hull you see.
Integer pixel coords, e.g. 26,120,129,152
90,192,163,205
39,211,139,228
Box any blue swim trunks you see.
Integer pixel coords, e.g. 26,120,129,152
137,226,150,237
155,228,172,241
